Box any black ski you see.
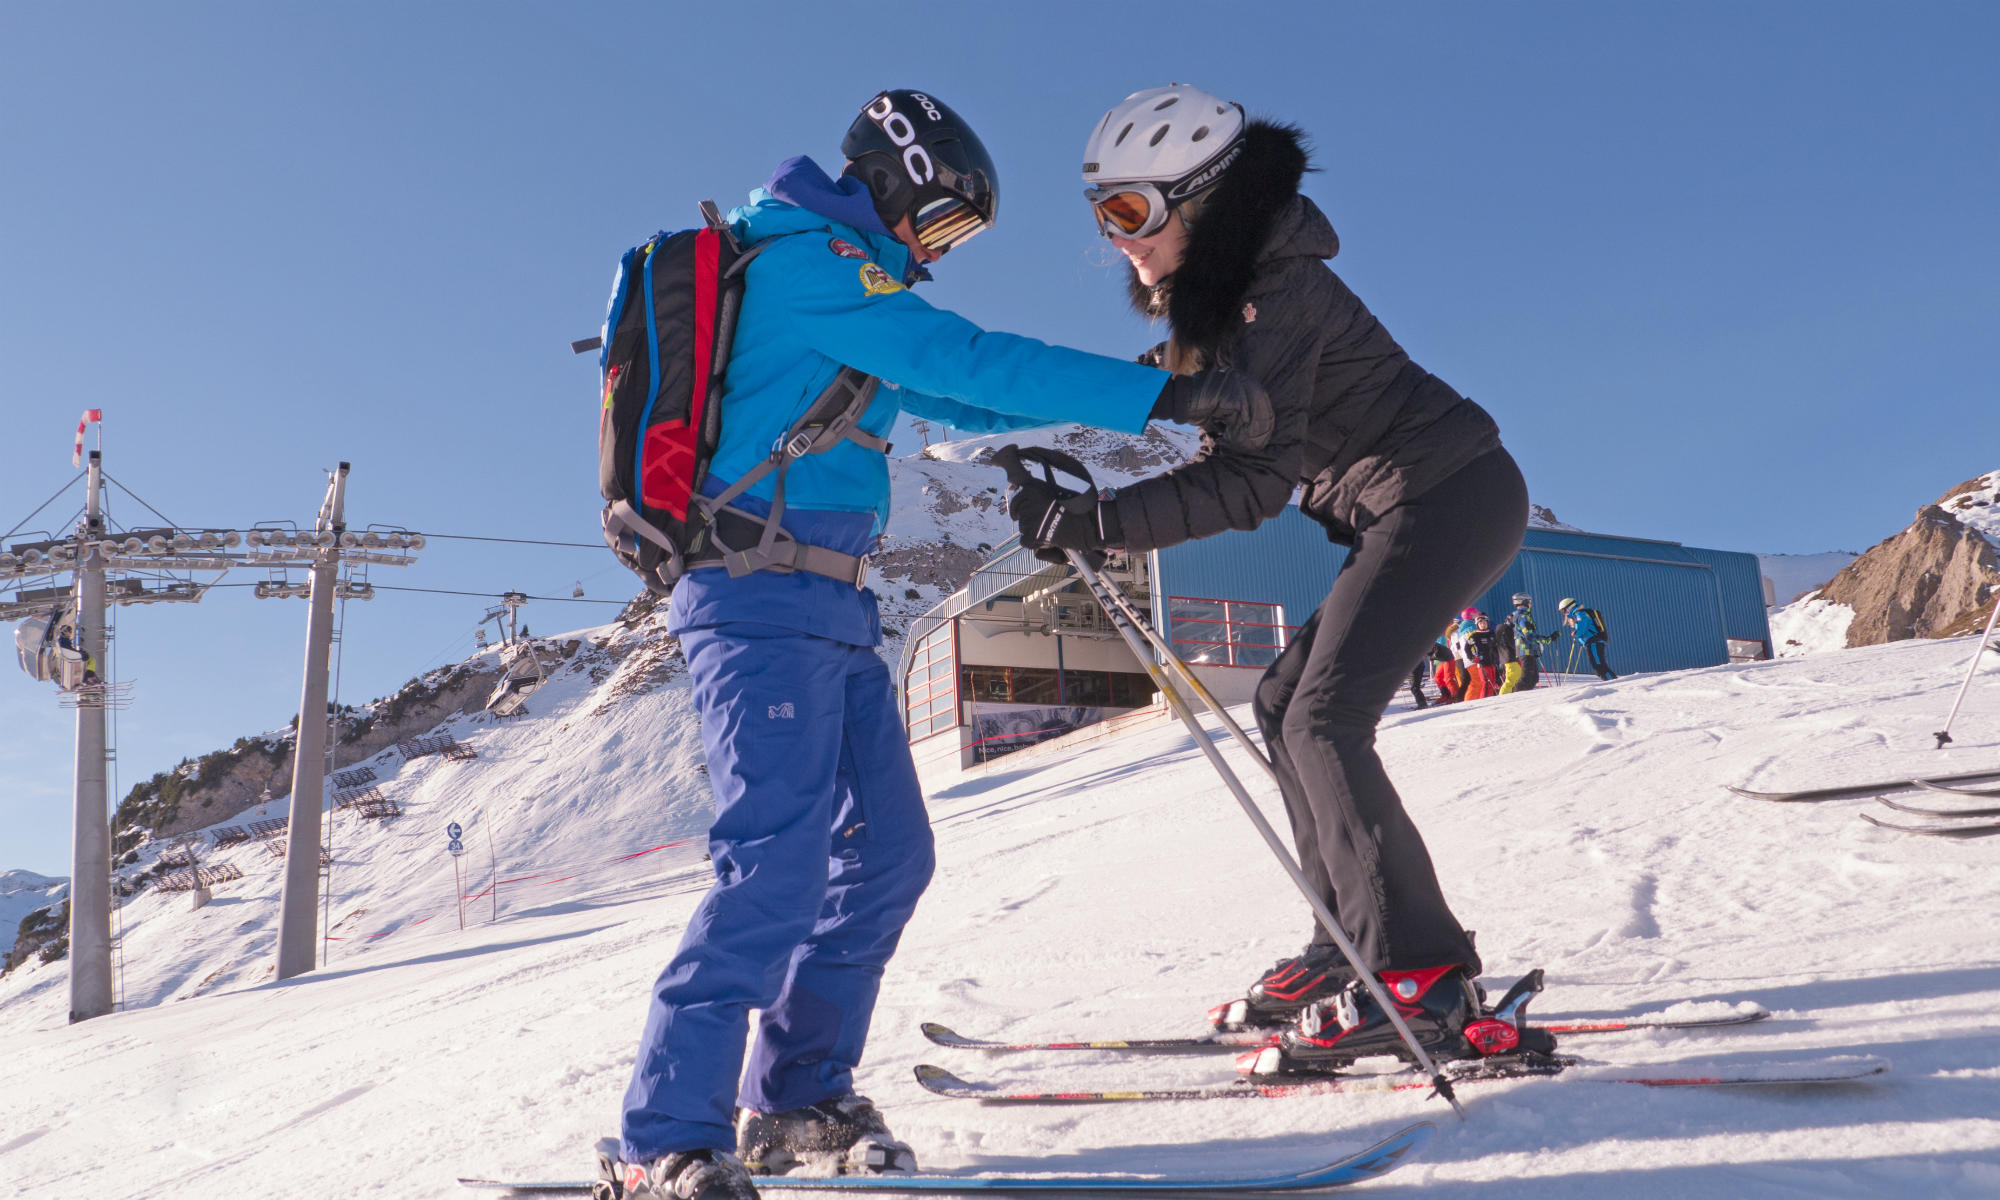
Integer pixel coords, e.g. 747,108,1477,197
1860,813,2000,838
913,1054,1888,1105
1726,766,2000,803
920,1005,1768,1055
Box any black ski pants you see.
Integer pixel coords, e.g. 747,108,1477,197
1252,448,1528,975
1584,637,1616,680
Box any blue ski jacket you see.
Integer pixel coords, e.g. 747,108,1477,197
1568,606,1606,641
668,157,1167,646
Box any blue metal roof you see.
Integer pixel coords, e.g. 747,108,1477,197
1153,511,1771,675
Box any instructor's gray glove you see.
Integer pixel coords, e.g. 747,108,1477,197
1149,368,1275,451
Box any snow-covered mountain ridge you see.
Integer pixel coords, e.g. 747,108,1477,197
1770,469,2000,655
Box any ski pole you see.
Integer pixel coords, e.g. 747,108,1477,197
1934,593,2000,749
1070,550,1466,1118
1074,554,1279,784
992,445,1467,1119
992,447,1277,782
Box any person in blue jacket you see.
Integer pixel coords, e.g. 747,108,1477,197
1558,597,1617,680
603,90,1272,1200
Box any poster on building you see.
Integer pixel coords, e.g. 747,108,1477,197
969,702,1107,763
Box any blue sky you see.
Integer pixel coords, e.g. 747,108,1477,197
4,2,1996,876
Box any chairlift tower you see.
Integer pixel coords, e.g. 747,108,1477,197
68,452,113,1022
5,450,238,1021
4,438,426,1010
261,464,423,981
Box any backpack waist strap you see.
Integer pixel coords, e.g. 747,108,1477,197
685,507,873,588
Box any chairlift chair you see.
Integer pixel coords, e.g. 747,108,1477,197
13,602,93,690
485,640,551,715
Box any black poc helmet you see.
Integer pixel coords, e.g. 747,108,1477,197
841,89,998,253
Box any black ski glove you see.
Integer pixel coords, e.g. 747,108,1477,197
1149,367,1276,451
1009,478,1122,567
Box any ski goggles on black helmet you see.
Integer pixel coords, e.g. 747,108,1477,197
911,187,990,254
1085,136,1244,239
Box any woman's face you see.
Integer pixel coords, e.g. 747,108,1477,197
1109,209,1188,287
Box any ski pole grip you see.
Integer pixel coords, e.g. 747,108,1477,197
990,444,1096,496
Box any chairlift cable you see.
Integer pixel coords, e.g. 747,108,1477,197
100,472,181,531
363,583,625,605
2,471,86,542
415,532,601,549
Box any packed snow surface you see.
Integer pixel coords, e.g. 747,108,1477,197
5,629,2000,1197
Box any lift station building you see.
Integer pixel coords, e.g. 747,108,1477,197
899,507,1772,773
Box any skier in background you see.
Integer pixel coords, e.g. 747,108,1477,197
1560,597,1617,680
1464,611,1501,700
1406,659,1430,709
1494,606,1522,691
1499,593,1545,693
1430,623,1465,703
1011,85,1538,1072
604,89,1267,1200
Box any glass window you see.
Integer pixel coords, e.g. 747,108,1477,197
1109,672,1157,708
906,622,958,739
1010,668,1061,706
1064,671,1112,707
1167,597,1290,668
963,666,1011,702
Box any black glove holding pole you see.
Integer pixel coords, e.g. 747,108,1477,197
1150,367,1275,450
993,445,1121,567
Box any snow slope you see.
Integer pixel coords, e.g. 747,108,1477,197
1768,596,1858,658
6,622,2000,1196
1941,469,2000,551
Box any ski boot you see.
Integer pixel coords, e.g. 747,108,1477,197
1208,944,1358,1032
1238,967,1558,1077
591,1138,759,1200
735,1093,917,1175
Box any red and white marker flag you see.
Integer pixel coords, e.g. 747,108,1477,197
73,409,102,467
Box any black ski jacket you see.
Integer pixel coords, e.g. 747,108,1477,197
1111,122,1503,550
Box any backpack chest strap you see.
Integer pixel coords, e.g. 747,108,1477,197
692,367,884,587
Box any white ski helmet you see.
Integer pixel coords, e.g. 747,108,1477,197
1082,84,1245,238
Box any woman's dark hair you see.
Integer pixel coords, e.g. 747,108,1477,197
1129,120,1314,368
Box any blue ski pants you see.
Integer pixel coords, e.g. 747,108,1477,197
621,624,935,1160
1584,636,1617,680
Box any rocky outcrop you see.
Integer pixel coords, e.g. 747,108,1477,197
110,660,504,849
1817,484,2000,648
4,900,66,975
871,541,990,593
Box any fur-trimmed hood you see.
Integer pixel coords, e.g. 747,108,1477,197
1130,120,1335,359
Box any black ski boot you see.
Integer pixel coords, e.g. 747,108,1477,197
592,1138,759,1200
1209,944,1358,1031
735,1094,916,1175
1240,966,1557,1077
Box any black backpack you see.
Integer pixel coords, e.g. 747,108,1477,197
579,202,886,595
